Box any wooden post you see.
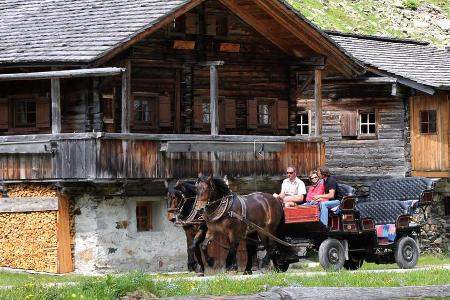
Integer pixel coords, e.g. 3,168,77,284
175,69,181,133
92,78,103,132
51,78,61,134
210,65,219,136
57,194,73,273
314,69,322,137
121,62,131,133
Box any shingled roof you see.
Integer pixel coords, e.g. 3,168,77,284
329,32,450,91
0,0,190,65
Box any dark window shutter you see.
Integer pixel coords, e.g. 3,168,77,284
193,97,203,128
0,98,8,129
277,101,289,129
159,95,171,128
206,15,216,36
247,99,257,129
185,13,198,35
341,111,358,137
36,97,50,128
224,98,236,129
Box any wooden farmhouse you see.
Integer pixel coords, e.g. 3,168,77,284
0,0,448,273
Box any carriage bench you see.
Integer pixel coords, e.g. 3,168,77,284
356,177,434,226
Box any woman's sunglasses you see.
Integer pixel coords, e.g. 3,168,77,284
310,176,318,180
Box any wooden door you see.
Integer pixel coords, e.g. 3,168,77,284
410,95,449,177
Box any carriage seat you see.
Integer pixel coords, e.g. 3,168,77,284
356,177,434,225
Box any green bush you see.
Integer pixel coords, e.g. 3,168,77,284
403,0,419,10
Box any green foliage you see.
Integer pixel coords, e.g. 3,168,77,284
403,0,419,10
289,0,450,46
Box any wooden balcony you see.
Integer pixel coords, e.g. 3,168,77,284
0,133,325,182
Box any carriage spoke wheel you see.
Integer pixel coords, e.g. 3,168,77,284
319,238,345,271
395,236,419,269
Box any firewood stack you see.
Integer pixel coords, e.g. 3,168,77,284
0,184,59,273
7,184,57,197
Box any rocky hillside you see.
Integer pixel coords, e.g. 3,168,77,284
289,0,450,46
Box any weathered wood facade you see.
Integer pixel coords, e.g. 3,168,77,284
1,0,449,273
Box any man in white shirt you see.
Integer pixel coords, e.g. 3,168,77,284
273,166,306,207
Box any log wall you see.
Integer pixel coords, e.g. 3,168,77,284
297,77,409,186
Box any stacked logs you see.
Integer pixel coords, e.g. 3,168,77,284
7,184,57,197
0,184,59,273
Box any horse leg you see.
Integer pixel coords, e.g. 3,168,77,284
190,225,207,275
184,226,197,272
225,229,242,272
243,232,258,275
201,230,215,267
259,235,277,269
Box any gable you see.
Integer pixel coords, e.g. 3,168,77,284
0,0,364,77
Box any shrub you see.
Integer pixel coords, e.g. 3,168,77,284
403,0,419,10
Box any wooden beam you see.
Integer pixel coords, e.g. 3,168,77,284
92,78,103,132
210,65,219,136
175,69,181,133
314,69,322,137
57,194,73,273
121,61,131,133
0,197,58,213
162,141,286,153
219,0,297,56
251,0,364,77
51,78,61,134
0,67,124,81
0,142,52,154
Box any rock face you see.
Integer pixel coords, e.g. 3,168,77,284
290,0,450,46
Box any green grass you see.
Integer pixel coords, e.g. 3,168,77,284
2,269,450,299
0,254,449,299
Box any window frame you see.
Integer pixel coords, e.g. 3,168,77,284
419,110,437,135
357,109,378,139
131,92,158,131
8,95,41,133
136,201,153,232
296,110,310,136
256,98,276,129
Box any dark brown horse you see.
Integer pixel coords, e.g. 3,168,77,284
195,175,285,274
167,181,209,275
167,181,213,276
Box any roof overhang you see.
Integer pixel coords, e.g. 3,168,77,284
367,67,436,95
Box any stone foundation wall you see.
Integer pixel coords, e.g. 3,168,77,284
73,194,187,273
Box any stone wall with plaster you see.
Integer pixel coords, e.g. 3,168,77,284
73,194,187,273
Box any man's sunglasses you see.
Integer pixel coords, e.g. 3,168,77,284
287,171,294,174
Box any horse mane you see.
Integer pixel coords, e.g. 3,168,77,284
175,180,197,198
198,176,231,198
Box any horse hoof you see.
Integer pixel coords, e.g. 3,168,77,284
226,265,238,272
197,272,205,277
207,258,215,267
243,270,252,275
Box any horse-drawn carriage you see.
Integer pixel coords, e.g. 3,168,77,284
167,176,434,274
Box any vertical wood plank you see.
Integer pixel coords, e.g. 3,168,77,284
210,65,219,136
51,78,61,134
121,61,131,133
57,194,73,273
314,69,322,137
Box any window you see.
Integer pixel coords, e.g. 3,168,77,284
296,111,309,135
13,100,36,128
257,102,273,127
132,93,157,129
420,110,437,134
359,112,376,136
202,102,210,124
136,201,152,232
168,13,198,35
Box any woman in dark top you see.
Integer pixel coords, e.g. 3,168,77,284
312,166,340,226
